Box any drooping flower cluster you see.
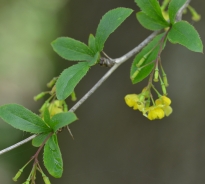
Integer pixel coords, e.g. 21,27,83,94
124,89,172,120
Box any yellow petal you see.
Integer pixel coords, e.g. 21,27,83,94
124,94,139,108
161,96,171,106
163,106,173,116
155,99,162,105
148,107,164,120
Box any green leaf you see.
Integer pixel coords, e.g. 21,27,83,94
130,33,165,84
135,0,169,27
56,62,90,100
168,0,187,24
95,8,133,52
88,34,97,53
168,21,203,52
137,12,169,30
44,134,63,178
50,112,78,132
0,104,51,133
51,37,94,61
32,132,50,147
88,52,100,66
43,108,50,125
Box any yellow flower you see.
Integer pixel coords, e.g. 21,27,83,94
147,107,165,120
124,94,139,110
155,96,172,117
49,100,63,117
155,96,171,106
163,105,173,116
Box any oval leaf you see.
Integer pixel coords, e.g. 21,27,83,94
0,104,51,133
44,134,63,178
32,132,50,147
135,0,169,27
137,12,169,30
50,112,78,132
168,0,187,24
95,8,133,52
43,108,50,125
168,21,203,53
51,37,94,61
88,34,97,53
130,33,165,84
56,62,90,100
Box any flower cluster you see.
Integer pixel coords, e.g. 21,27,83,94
39,100,67,119
48,100,64,117
124,90,172,120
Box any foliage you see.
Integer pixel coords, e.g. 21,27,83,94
0,0,203,183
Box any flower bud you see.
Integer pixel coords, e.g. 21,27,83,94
188,5,201,21
22,179,30,184
163,73,169,87
141,87,150,98
154,68,159,82
13,169,23,181
71,91,77,101
34,92,47,101
47,77,57,88
138,94,145,102
43,176,51,184
162,11,169,21
160,80,167,96
50,85,56,95
41,172,51,184
39,102,49,113
63,102,68,112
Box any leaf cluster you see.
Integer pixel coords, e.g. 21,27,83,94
52,8,133,100
131,0,203,83
0,104,77,178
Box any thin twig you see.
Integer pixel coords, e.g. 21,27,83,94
0,134,36,155
115,31,160,64
176,0,191,21
0,0,191,156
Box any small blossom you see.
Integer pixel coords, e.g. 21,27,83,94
49,100,63,117
124,94,146,111
163,105,173,116
147,107,165,120
124,94,139,110
155,96,172,117
155,96,171,106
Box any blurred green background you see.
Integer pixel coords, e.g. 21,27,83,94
0,0,205,183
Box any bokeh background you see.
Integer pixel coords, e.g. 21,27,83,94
0,0,205,183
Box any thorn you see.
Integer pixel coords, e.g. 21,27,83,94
67,126,74,140
102,51,114,61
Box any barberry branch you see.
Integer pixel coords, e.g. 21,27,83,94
0,0,191,156
0,31,159,156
